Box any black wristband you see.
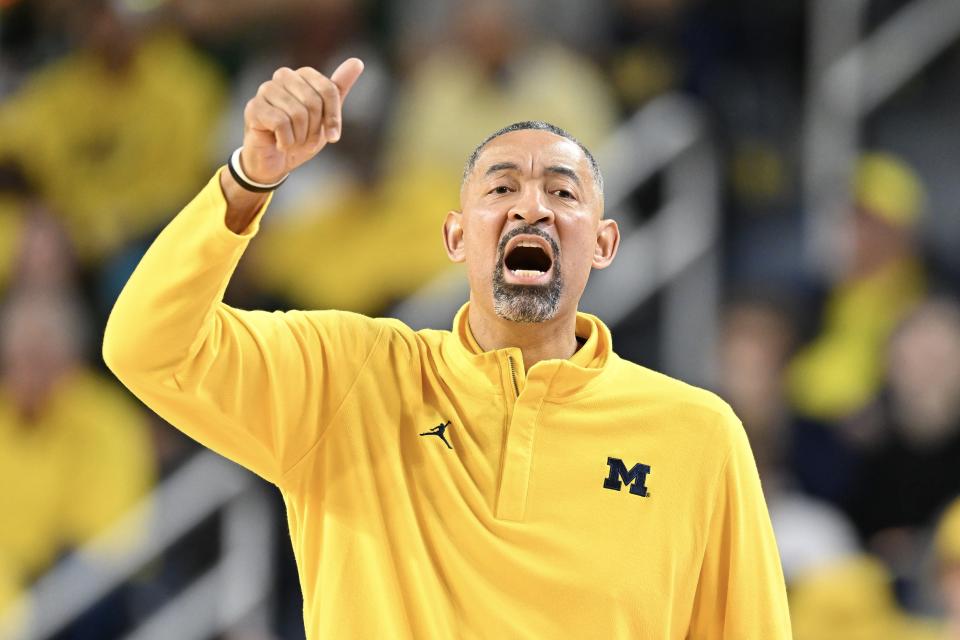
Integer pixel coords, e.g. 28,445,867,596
227,147,288,193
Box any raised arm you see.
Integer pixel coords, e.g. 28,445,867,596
102,60,381,486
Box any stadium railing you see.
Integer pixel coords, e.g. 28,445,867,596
803,0,960,278
0,453,274,640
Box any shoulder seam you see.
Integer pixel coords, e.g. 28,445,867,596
278,322,389,483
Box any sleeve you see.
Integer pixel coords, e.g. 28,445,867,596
102,168,386,485
686,406,793,639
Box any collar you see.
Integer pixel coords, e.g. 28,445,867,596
441,301,615,400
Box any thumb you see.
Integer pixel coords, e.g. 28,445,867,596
330,57,365,102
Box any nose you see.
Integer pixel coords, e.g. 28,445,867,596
508,185,554,226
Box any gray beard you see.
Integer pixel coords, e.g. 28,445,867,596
491,227,563,323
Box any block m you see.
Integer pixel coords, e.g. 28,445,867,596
603,457,651,497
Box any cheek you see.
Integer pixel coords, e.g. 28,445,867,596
464,233,496,264
464,211,503,258
462,215,503,279
559,221,599,275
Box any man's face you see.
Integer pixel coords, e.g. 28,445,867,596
444,129,617,323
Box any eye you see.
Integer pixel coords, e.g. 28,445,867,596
489,185,512,195
552,189,576,200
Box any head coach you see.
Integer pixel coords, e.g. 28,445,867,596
103,58,791,638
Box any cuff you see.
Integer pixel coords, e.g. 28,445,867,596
207,165,275,240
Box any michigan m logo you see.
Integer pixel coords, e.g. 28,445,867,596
603,457,651,497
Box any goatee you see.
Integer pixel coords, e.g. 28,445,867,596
492,225,563,323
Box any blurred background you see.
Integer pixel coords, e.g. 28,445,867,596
1,0,960,637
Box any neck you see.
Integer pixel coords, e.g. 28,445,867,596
467,298,580,370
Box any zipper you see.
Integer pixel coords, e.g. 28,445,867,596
497,354,520,519
507,355,520,398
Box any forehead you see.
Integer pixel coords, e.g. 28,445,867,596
471,129,591,179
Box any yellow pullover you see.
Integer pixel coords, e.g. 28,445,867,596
103,169,791,639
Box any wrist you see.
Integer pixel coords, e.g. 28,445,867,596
219,167,269,234
230,147,289,192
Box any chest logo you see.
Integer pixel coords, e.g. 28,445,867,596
419,421,453,449
603,456,651,497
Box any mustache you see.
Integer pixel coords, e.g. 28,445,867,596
496,225,560,260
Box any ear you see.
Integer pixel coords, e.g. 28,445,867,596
592,218,619,270
443,210,466,263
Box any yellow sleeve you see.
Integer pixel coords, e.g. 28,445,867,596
687,407,792,639
103,168,386,485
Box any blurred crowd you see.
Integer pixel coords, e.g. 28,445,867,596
1,0,960,638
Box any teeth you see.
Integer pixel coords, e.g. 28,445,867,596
512,269,545,277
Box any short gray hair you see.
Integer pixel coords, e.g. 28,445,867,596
462,121,604,194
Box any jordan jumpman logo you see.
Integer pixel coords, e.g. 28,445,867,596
419,421,453,449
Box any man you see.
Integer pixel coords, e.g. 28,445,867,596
104,58,791,638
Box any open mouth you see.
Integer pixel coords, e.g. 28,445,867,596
502,235,554,282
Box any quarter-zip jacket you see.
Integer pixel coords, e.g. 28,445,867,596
103,169,791,639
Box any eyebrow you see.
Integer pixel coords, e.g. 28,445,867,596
483,162,582,185
484,162,519,176
546,165,581,185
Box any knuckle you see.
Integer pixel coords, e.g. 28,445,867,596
256,81,271,95
322,95,340,114
264,110,282,126
304,94,324,113
272,66,293,80
292,105,308,124
320,81,339,99
323,97,340,114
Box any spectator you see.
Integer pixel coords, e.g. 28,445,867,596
0,158,79,297
789,554,943,640
0,289,155,606
787,152,927,422
383,0,618,184
717,294,859,582
0,0,225,262
846,298,960,545
248,160,459,315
